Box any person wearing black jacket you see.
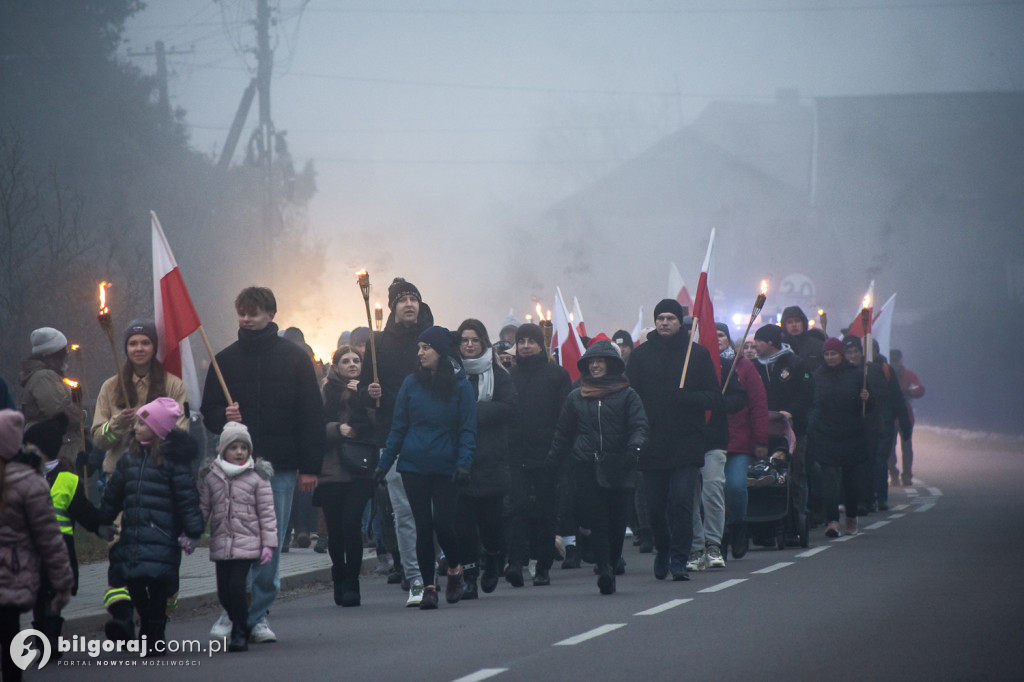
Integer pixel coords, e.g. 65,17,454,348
200,287,324,643
627,300,722,582
455,319,518,597
507,323,571,586
549,340,648,595
781,306,825,372
355,277,434,606
809,338,873,538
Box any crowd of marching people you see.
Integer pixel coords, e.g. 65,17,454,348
0,277,925,676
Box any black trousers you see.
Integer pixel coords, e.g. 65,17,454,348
822,460,867,522
401,472,460,586
455,492,505,575
1,607,24,682
507,466,558,569
125,577,173,627
215,560,253,635
319,479,374,587
644,466,699,563
572,464,630,570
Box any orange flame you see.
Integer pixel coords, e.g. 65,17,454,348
862,294,871,309
525,314,534,323
98,281,110,314
535,303,543,320
760,280,768,296
63,378,79,389
71,344,80,351
546,310,551,321
817,309,824,317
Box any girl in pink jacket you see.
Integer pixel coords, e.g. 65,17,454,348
199,422,276,652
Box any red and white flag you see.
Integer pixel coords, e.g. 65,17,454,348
689,228,722,384
571,296,587,338
551,286,585,382
152,211,202,409
871,293,896,360
668,262,693,311
630,305,644,344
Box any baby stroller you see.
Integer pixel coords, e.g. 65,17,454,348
745,431,810,551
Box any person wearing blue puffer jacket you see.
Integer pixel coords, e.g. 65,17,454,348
375,326,476,610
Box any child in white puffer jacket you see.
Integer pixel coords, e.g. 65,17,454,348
199,422,277,652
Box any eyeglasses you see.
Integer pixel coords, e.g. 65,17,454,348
460,338,482,345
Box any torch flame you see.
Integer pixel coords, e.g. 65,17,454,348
817,309,824,317
546,310,551,321
98,281,109,314
355,269,367,278
760,280,768,296
862,294,871,309
71,344,80,351
63,378,79,389
535,303,543,320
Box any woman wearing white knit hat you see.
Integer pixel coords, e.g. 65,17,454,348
18,327,81,466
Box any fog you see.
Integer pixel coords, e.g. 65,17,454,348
114,1,1023,432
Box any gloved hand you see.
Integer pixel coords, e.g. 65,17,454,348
374,469,389,488
259,546,273,565
50,589,72,612
178,535,195,555
452,467,472,488
624,448,640,471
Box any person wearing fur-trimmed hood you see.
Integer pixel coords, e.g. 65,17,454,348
199,422,277,652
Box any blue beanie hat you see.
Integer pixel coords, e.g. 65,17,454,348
417,325,455,359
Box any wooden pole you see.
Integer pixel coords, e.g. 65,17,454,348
679,317,697,389
860,307,870,415
198,325,233,405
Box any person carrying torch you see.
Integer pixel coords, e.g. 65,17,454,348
19,327,82,467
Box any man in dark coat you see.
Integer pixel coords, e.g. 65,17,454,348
201,286,324,643
627,299,722,581
781,306,825,371
357,277,434,605
507,323,571,586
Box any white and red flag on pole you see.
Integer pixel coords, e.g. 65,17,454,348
870,293,896,360
668,262,693,311
571,296,587,338
690,228,722,384
630,305,644,344
151,211,202,409
845,280,876,338
551,286,585,382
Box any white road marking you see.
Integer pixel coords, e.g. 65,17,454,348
833,534,859,542
698,579,748,593
752,562,793,574
553,624,627,646
888,513,907,519
916,503,935,512
904,487,918,495
864,521,890,530
452,669,508,682
634,599,693,616
928,487,943,497
889,504,910,511
795,546,830,557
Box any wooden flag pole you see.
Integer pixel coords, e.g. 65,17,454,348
198,325,232,405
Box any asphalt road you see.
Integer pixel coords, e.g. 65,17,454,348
34,427,1024,681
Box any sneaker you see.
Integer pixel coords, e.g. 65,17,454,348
685,550,706,572
387,565,404,585
706,544,726,568
533,567,550,586
613,556,626,575
845,517,858,536
445,567,464,604
462,579,479,600
505,562,524,587
670,557,689,581
901,475,913,487
210,611,232,640
314,536,329,554
825,521,841,538
653,553,669,580
419,586,438,610
406,581,424,607
597,568,615,595
248,619,277,643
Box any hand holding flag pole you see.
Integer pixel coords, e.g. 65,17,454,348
721,280,768,393
356,271,380,407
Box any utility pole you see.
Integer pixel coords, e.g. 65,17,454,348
127,41,194,125
255,0,276,252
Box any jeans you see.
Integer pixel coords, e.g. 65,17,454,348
387,465,421,583
724,453,751,524
643,465,699,565
692,449,727,550
401,472,460,586
247,469,295,629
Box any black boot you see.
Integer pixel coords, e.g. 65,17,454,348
480,552,501,593
340,579,361,607
333,579,346,606
637,529,654,554
597,565,615,595
462,563,479,600
143,618,167,657
104,601,135,643
561,545,581,569
228,624,249,652
504,561,524,587
730,523,749,559
31,617,64,662
533,566,550,586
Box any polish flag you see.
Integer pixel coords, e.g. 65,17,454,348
871,294,896,361
152,212,202,410
689,228,722,384
571,296,587,338
668,262,693,311
551,286,585,382
630,305,644,345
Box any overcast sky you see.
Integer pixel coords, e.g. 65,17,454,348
122,0,1023,354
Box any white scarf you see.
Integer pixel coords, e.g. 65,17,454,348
462,348,495,402
216,455,255,478
756,343,794,367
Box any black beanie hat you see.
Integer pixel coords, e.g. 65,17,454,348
417,325,455,359
612,329,633,348
842,335,863,351
515,323,545,347
653,298,684,322
715,322,732,343
123,318,158,354
388,277,422,310
23,413,69,461
754,324,782,348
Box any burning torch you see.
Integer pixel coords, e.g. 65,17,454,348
374,302,383,331
356,270,380,407
860,295,871,414
97,282,130,402
817,308,828,335
721,280,768,393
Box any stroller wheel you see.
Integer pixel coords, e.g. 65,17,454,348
775,524,786,551
799,513,810,548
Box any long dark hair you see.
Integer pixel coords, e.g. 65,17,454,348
456,318,493,352
115,359,168,410
415,355,457,401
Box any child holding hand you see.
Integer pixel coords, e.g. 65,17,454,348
199,422,276,652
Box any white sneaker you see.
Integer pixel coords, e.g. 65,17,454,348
686,549,707,572
209,610,232,639
406,581,424,607
706,544,726,568
249,618,277,643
